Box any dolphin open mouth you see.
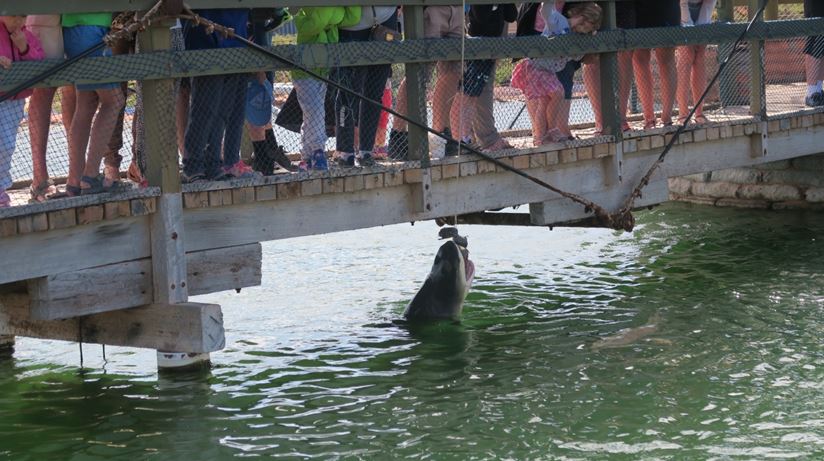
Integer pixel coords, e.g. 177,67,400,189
459,246,475,283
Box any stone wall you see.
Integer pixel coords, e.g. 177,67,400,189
669,154,824,210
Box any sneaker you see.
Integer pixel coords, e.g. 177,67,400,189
336,153,356,167
443,127,459,157
298,159,312,171
805,91,824,107
181,171,207,183
224,160,261,179
387,130,409,160
311,150,328,171
358,152,376,167
0,191,9,208
373,146,389,160
272,145,298,172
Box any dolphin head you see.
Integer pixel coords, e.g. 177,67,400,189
404,239,475,321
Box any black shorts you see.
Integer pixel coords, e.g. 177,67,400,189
460,59,495,97
556,60,582,100
616,1,637,29
805,0,824,57
635,0,680,28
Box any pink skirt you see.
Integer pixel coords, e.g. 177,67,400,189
511,59,563,99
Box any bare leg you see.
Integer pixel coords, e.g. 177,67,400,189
691,45,707,118
546,93,570,137
393,77,409,132
28,87,58,187
806,54,824,85
81,88,126,188
526,98,549,146
633,49,655,126
67,91,98,190
656,47,677,125
61,86,76,134
676,45,696,121
617,51,633,130
449,93,472,141
585,52,633,133
432,62,460,132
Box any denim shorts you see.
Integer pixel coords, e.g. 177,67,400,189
556,60,582,100
63,25,119,91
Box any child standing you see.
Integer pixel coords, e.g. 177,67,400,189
677,0,717,124
511,2,601,146
291,5,361,171
0,16,44,207
448,4,518,152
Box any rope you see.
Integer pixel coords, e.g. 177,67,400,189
617,0,770,218
459,1,467,156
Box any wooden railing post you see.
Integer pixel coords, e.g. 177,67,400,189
598,1,620,140
749,0,767,119
139,20,189,305
403,6,433,214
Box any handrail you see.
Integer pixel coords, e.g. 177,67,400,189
1,17,822,91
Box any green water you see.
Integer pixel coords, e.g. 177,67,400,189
2,203,823,460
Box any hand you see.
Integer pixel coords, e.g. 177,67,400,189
0,56,11,69
9,30,28,54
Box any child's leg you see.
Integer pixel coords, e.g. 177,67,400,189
449,93,475,142
220,73,248,168
295,78,328,160
67,90,98,190
28,87,58,186
632,49,655,126
547,98,573,138
676,45,695,122
81,87,126,188
526,97,549,146
0,100,25,196
655,47,677,125
432,61,461,133
691,45,707,117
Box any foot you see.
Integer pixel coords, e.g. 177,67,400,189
482,138,513,152
693,114,709,125
372,146,389,160
311,150,329,171
29,179,56,203
643,119,657,130
442,128,459,157
224,160,262,179
104,165,120,187
182,171,208,184
335,153,355,168
298,159,312,172
805,91,824,107
357,152,376,167
272,145,298,172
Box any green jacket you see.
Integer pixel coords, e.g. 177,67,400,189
292,6,361,79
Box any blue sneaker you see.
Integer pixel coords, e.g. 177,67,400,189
311,150,328,171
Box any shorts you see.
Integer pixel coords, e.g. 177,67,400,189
556,60,581,100
63,25,119,91
635,0,680,28
804,0,824,57
423,6,464,76
26,21,64,59
512,59,563,99
616,1,637,29
460,59,495,97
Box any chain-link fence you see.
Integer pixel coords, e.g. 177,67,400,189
1,1,823,212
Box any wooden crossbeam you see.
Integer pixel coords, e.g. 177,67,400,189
0,295,225,353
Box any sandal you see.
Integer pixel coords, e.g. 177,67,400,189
80,175,107,195
29,179,56,203
693,114,709,125
48,184,81,199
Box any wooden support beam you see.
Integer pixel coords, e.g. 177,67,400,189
0,335,13,355
0,295,225,353
749,0,766,119
597,1,621,140
27,244,261,320
151,194,188,304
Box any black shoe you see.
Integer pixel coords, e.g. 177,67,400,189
336,154,356,167
387,130,409,160
251,140,274,175
266,129,297,172
442,128,459,157
358,152,376,167
805,91,824,107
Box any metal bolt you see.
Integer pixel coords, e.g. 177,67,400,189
171,232,178,240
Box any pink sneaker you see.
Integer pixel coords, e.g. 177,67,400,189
0,191,10,208
224,160,261,179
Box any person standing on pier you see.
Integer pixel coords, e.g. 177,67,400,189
448,3,517,150
803,0,824,107
291,5,361,171
25,15,74,202
182,8,256,182
632,0,680,129
62,13,125,196
0,15,44,208
676,0,716,124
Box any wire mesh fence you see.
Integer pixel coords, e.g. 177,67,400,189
1,1,823,212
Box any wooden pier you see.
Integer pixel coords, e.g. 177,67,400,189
1,0,823,368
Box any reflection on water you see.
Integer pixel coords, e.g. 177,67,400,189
2,203,824,459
